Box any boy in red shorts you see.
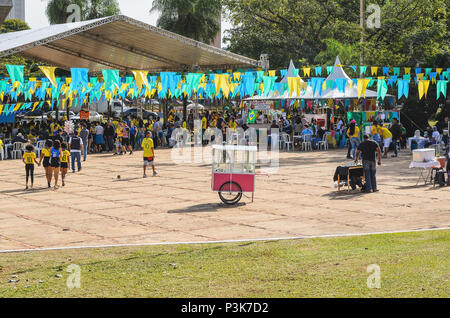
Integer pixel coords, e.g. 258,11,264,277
142,131,158,178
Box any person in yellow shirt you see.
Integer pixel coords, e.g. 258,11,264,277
378,124,393,158
370,121,382,149
115,124,123,155
22,144,39,190
347,120,361,159
228,117,237,131
0,139,3,159
201,114,208,144
38,140,53,188
142,131,158,178
210,116,217,129
60,142,71,187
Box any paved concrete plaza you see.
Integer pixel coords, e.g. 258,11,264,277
0,147,448,251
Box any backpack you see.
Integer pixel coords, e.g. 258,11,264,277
434,170,446,187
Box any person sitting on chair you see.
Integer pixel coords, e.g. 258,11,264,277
301,125,313,136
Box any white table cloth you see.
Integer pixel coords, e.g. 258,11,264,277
409,160,440,185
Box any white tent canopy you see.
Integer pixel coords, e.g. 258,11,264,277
187,103,205,110
246,56,390,101
0,15,258,73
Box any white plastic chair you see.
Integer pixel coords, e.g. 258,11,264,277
12,142,23,159
302,134,313,151
35,140,46,157
318,132,330,150
281,133,293,151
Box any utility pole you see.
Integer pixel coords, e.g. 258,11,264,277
360,0,365,66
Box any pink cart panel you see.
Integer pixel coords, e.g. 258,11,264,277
212,173,255,193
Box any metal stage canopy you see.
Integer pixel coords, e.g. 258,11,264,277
0,15,258,73
0,0,12,25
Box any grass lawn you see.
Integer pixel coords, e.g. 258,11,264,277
0,230,448,298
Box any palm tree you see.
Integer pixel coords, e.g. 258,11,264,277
46,0,120,24
85,0,121,20
150,0,222,44
151,0,222,121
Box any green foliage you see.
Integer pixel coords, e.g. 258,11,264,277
0,230,448,297
46,0,120,24
0,20,41,77
151,0,222,44
314,39,359,66
223,0,360,68
0,19,29,33
223,0,449,69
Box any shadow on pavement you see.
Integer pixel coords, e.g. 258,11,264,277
168,202,246,214
0,187,50,196
322,190,367,200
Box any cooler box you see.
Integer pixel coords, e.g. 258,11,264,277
412,149,435,162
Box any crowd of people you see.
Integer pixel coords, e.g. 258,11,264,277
0,114,163,189
1,108,449,190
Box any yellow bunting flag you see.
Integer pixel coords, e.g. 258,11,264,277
105,91,112,101
371,67,378,76
302,68,310,77
13,103,22,112
39,66,58,87
436,68,443,75
404,68,411,75
357,79,371,99
418,80,430,99
131,70,149,90
288,77,302,97
268,70,276,77
215,74,231,98
31,102,39,112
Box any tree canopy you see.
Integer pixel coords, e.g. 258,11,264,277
150,0,222,44
0,20,42,77
46,0,121,24
223,0,449,69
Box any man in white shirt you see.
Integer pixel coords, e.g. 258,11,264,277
94,123,105,152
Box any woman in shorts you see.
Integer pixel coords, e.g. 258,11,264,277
39,140,53,188
60,142,70,187
50,140,62,189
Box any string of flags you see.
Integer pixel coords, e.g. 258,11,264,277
0,64,449,116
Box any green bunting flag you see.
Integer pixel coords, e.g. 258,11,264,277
6,64,25,88
436,80,448,99
377,79,388,100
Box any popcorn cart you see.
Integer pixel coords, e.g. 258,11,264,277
212,145,257,205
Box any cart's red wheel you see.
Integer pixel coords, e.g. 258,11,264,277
219,182,243,205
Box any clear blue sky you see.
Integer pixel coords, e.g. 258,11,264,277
25,0,231,45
